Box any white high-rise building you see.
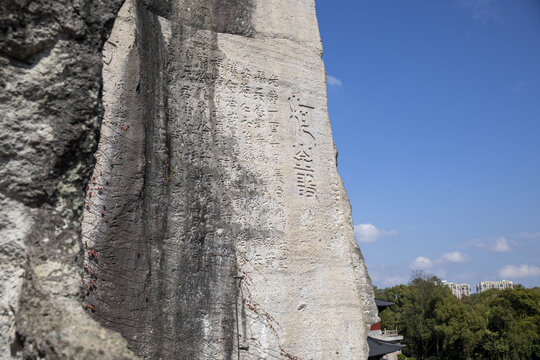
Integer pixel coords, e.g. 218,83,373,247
442,281,471,299
476,280,513,293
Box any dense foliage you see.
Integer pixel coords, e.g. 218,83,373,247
374,274,540,360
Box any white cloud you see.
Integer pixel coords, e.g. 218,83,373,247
439,251,467,263
518,232,540,240
513,81,526,93
382,276,408,287
354,224,397,243
475,236,514,252
499,264,540,279
411,256,433,270
475,241,486,248
455,0,502,23
327,75,342,87
492,236,511,253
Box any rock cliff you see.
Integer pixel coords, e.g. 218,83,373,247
0,0,136,358
0,0,378,359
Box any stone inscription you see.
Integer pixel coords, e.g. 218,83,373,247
290,95,317,198
169,37,288,274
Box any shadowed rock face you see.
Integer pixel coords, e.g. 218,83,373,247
82,0,378,359
82,3,258,358
1,0,377,358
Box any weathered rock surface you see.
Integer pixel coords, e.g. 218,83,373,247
0,0,136,358
1,0,377,359
81,0,378,359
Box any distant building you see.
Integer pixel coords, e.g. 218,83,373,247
442,281,471,299
476,280,513,293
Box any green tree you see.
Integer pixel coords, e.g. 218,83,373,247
375,277,540,360
474,287,540,360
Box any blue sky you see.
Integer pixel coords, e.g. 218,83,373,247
316,0,540,289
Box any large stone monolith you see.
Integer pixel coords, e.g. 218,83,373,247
81,0,378,359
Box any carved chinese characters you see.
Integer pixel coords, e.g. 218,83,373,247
290,95,317,198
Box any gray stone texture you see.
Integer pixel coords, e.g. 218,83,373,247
0,0,136,358
1,0,378,359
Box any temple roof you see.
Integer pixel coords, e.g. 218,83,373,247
367,336,406,357
374,298,395,307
